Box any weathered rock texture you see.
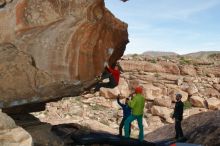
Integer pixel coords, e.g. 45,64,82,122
0,111,33,146
0,0,128,110
145,111,220,146
117,53,220,145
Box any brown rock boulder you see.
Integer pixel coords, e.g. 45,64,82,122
117,78,131,97
0,0,128,111
120,60,180,74
150,106,173,123
203,66,220,77
0,0,128,81
146,116,164,133
0,43,51,108
0,43,88,112
213,84,220,92
0,111,32,146
187,83,198,95
200,87,220,98
183,108,208,119
145,111,220,146
190,96,205,108
154,96,172,108
100,87,120,99
168,88,188,102
142,84,163,101
206,97,220,110
180,65,197,76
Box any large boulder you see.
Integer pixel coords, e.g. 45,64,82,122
213,84,220,92
145,116,164,133
183,108,208,119
200,87,220,98
145,111,220,146
168,88,188,102
100,87,120,99
206,97,220,110
180,65,197,76
150,106,173,123
0,43,50,108
142,84,163,101
120,60,180,74
0,111,32,146
190,96,206,108
117,78,131,97
153,96,172,108
0,0,128,111
187,83,198,95
0,43,87,113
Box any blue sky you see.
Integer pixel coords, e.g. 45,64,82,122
105,0,220,54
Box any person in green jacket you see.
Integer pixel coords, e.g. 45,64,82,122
124,86,145,141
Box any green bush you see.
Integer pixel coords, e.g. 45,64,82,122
179,57,192,65
154,73,160,78
150,59,157,63
184,101,192,110
132,54,138,57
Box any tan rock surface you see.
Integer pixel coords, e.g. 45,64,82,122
206,97,220,110
0,0,128,110
168,87,188,102
150,106,173,123
120,60,180,75
0,0,128,81
145,111,220,146
187,84,199,95
190,96,205,108
154,96,172,108
0,43,53,108
142,84,163,101
99,87,120,99
117,78,131,97
0,111,32,146
180,65,197,76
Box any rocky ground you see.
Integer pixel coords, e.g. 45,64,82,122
1,52,219,146
23,52,219,145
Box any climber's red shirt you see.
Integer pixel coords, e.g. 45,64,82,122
107,67,120,85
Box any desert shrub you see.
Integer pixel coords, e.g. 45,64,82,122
150,59,157,63
132,54,138,57
154,73,160,78
179,57,191,65
184,101,192,110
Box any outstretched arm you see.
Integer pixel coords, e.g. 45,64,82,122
117,96,124,107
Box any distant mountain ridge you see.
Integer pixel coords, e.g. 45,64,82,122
141,51,220,58
183,51,220,58
142,51,178,57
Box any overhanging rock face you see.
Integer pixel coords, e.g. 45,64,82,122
0,0,128,111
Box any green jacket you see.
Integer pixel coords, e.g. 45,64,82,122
128,94,145,116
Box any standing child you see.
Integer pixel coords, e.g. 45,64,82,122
117,94,132,136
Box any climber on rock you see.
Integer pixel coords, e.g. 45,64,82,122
94,62,120,92
172,93,184,141
124,86,145,141
117,94,132,136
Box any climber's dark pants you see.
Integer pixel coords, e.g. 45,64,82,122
94,72,117,91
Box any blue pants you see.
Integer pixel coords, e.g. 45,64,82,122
124,114,144,141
